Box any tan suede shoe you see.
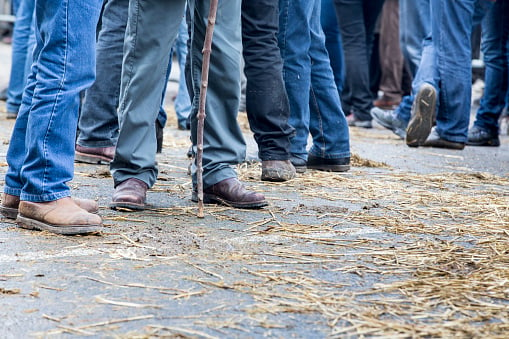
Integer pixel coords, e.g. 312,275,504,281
0,193,99,219
16,197,102,235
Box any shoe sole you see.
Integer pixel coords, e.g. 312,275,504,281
466,139,500,147
307,164,350,172
0,205,17,219
109,201,146,211
406,84,436,147
16,215,102,235
75,152,112,165
191,192,268,209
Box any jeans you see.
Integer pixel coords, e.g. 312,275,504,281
395,0,490,130
4,0,102,202
173,16,191,127
432,0,492,143
242,0,294,161
321,0,344,95
278,0,350,162
399,0,430,77
6,0,35,113
334,0,385,122
473,0,509,135
77,0,170,148
112,0,245,188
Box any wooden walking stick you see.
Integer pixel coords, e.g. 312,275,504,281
196,0,219,218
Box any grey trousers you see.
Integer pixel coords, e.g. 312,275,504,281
111,0,245,189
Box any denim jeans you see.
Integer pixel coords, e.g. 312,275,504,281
431,0,492,143
112,0,245,188
173,16,191,127
77,0,170,148
473,0,509,135
399,0,430,77
242,0,294,161
6,0,35,113
395,0,490,130
278,0,350,162
333,0,385,122
4,0,102,202
321,0,344,95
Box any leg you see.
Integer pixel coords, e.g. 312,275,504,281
278,0,313,165
111,0,185,188
308,0,350,170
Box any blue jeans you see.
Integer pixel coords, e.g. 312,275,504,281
321,0,344,95
399,0,430,77
432,0,492,143
278,0,350,162
173,16,191,127
473,0,509,135
112,0,245,188
4,0,102,202
6,0,35,113
77,0,170,148
333,0,385,121
396,0,490,131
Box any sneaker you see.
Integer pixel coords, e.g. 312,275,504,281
466,125,500,147
370,107,407,139
406,83,436,147
307,154,350,172
347,114,372,128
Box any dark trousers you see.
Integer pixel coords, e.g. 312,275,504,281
241,0,294,161
334,0,385,121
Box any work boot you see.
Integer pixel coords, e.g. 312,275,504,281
1,193,99,219
192,178,267,209
307,154,350,172
110,178,148,211
261,160,296,182
16,197,102,235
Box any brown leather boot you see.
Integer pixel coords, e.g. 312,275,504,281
192,178,267,209
110,178,148,211
75,145,115,164
16,197,102,235
1,193,99,219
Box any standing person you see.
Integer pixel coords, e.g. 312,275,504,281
334,0,385,128
467,0,508,147
110,0,267,210
406,0,494,149
75,0,175,163
242,0,296,182
0,0,103,235
278,0,351,174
